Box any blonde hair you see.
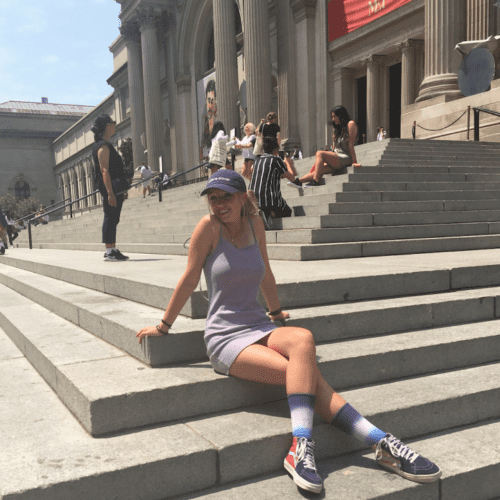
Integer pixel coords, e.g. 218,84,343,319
246,123,256,134
267,112,277,122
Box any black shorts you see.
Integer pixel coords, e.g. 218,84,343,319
261,204,292,219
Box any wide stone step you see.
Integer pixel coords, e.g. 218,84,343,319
0,327,217,500
6,248,500,310
2,280,500,441
328,199,500,214
343,181,500,192
3,261,500,364
351,173,468,182
3,277,500,437
179,420,500,500
266,234,500,260
336,190,500,202
278,210,500,230
3,324,500,500
273,221,498,243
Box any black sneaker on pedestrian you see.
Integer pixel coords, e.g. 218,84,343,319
374,434,441,483
105,249,129,261
0,245,5,255
287,178,302,189
304,180,320,188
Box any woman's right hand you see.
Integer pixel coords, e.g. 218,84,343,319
136,325,168,344
108,192,117,207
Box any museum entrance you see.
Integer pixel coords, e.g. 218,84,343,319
389,63,402,138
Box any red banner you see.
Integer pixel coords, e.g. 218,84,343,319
328,0,413,42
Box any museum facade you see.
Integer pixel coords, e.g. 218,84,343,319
50,0,500,214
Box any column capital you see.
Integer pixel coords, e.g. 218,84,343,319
332,66,355,79
397,39,424,51
120,21,141,44
291,0,317,23
175,72,191,94
362,54,387,66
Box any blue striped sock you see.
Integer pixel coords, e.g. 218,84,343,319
331,403,386,446
288,393,315,439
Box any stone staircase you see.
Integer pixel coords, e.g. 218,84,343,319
14,138,500,261
1,139,500,499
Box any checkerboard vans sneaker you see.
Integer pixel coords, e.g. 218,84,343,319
284,437,323,494
375,434,441,483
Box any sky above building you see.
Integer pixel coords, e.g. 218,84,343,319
0,0,122,107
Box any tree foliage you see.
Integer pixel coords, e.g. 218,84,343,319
0,194,43,221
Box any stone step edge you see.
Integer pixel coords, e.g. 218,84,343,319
175,419,500,500
1,283,500,437
10,234,500,262
3,325,499,500
4,252,500,311
3,262,500,365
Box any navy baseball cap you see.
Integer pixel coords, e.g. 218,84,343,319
200,169,247,196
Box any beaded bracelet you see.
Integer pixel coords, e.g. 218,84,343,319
161,319,172,329
156,325,169,335
269,308,282,316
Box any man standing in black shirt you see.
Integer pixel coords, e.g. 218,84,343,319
249,137,296,220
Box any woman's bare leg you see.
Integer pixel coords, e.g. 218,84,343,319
241,160,254,180
299,171,315,184
229,326,346,416
313,151,342,183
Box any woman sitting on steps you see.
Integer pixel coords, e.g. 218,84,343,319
289,105,362,189
136,169,441,495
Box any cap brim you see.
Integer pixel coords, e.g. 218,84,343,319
200,184,240,197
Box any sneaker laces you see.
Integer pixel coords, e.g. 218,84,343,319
377,434,419,464
296,438,318,471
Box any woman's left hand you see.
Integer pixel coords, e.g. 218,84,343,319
269,311,290,321
352,163,362,168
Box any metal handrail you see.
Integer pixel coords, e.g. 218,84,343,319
13,198,70,226
473,107,500,141
27,161,210,249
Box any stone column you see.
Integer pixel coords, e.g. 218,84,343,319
365,55,386,142
316,0,330,150
165,31,179,175
380,63,390,135
416,0,466,102
399,40,422,107
332,68,355,118
176,70,195,177
213,0,239,136
122,23,147,170
276,0,300,150
467,0,493,40
243,0,272,125
292,0,317,156
61,172,70,215
138,11,165,173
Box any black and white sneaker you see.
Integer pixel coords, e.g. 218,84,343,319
104,249,129,261
304,180,321,188
287,178,303,189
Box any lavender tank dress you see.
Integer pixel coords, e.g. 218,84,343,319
203,219,277,375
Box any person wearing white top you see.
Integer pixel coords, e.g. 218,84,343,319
206,122,230,176
141,162,153,198
377,126,387,141
234,123,257,180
